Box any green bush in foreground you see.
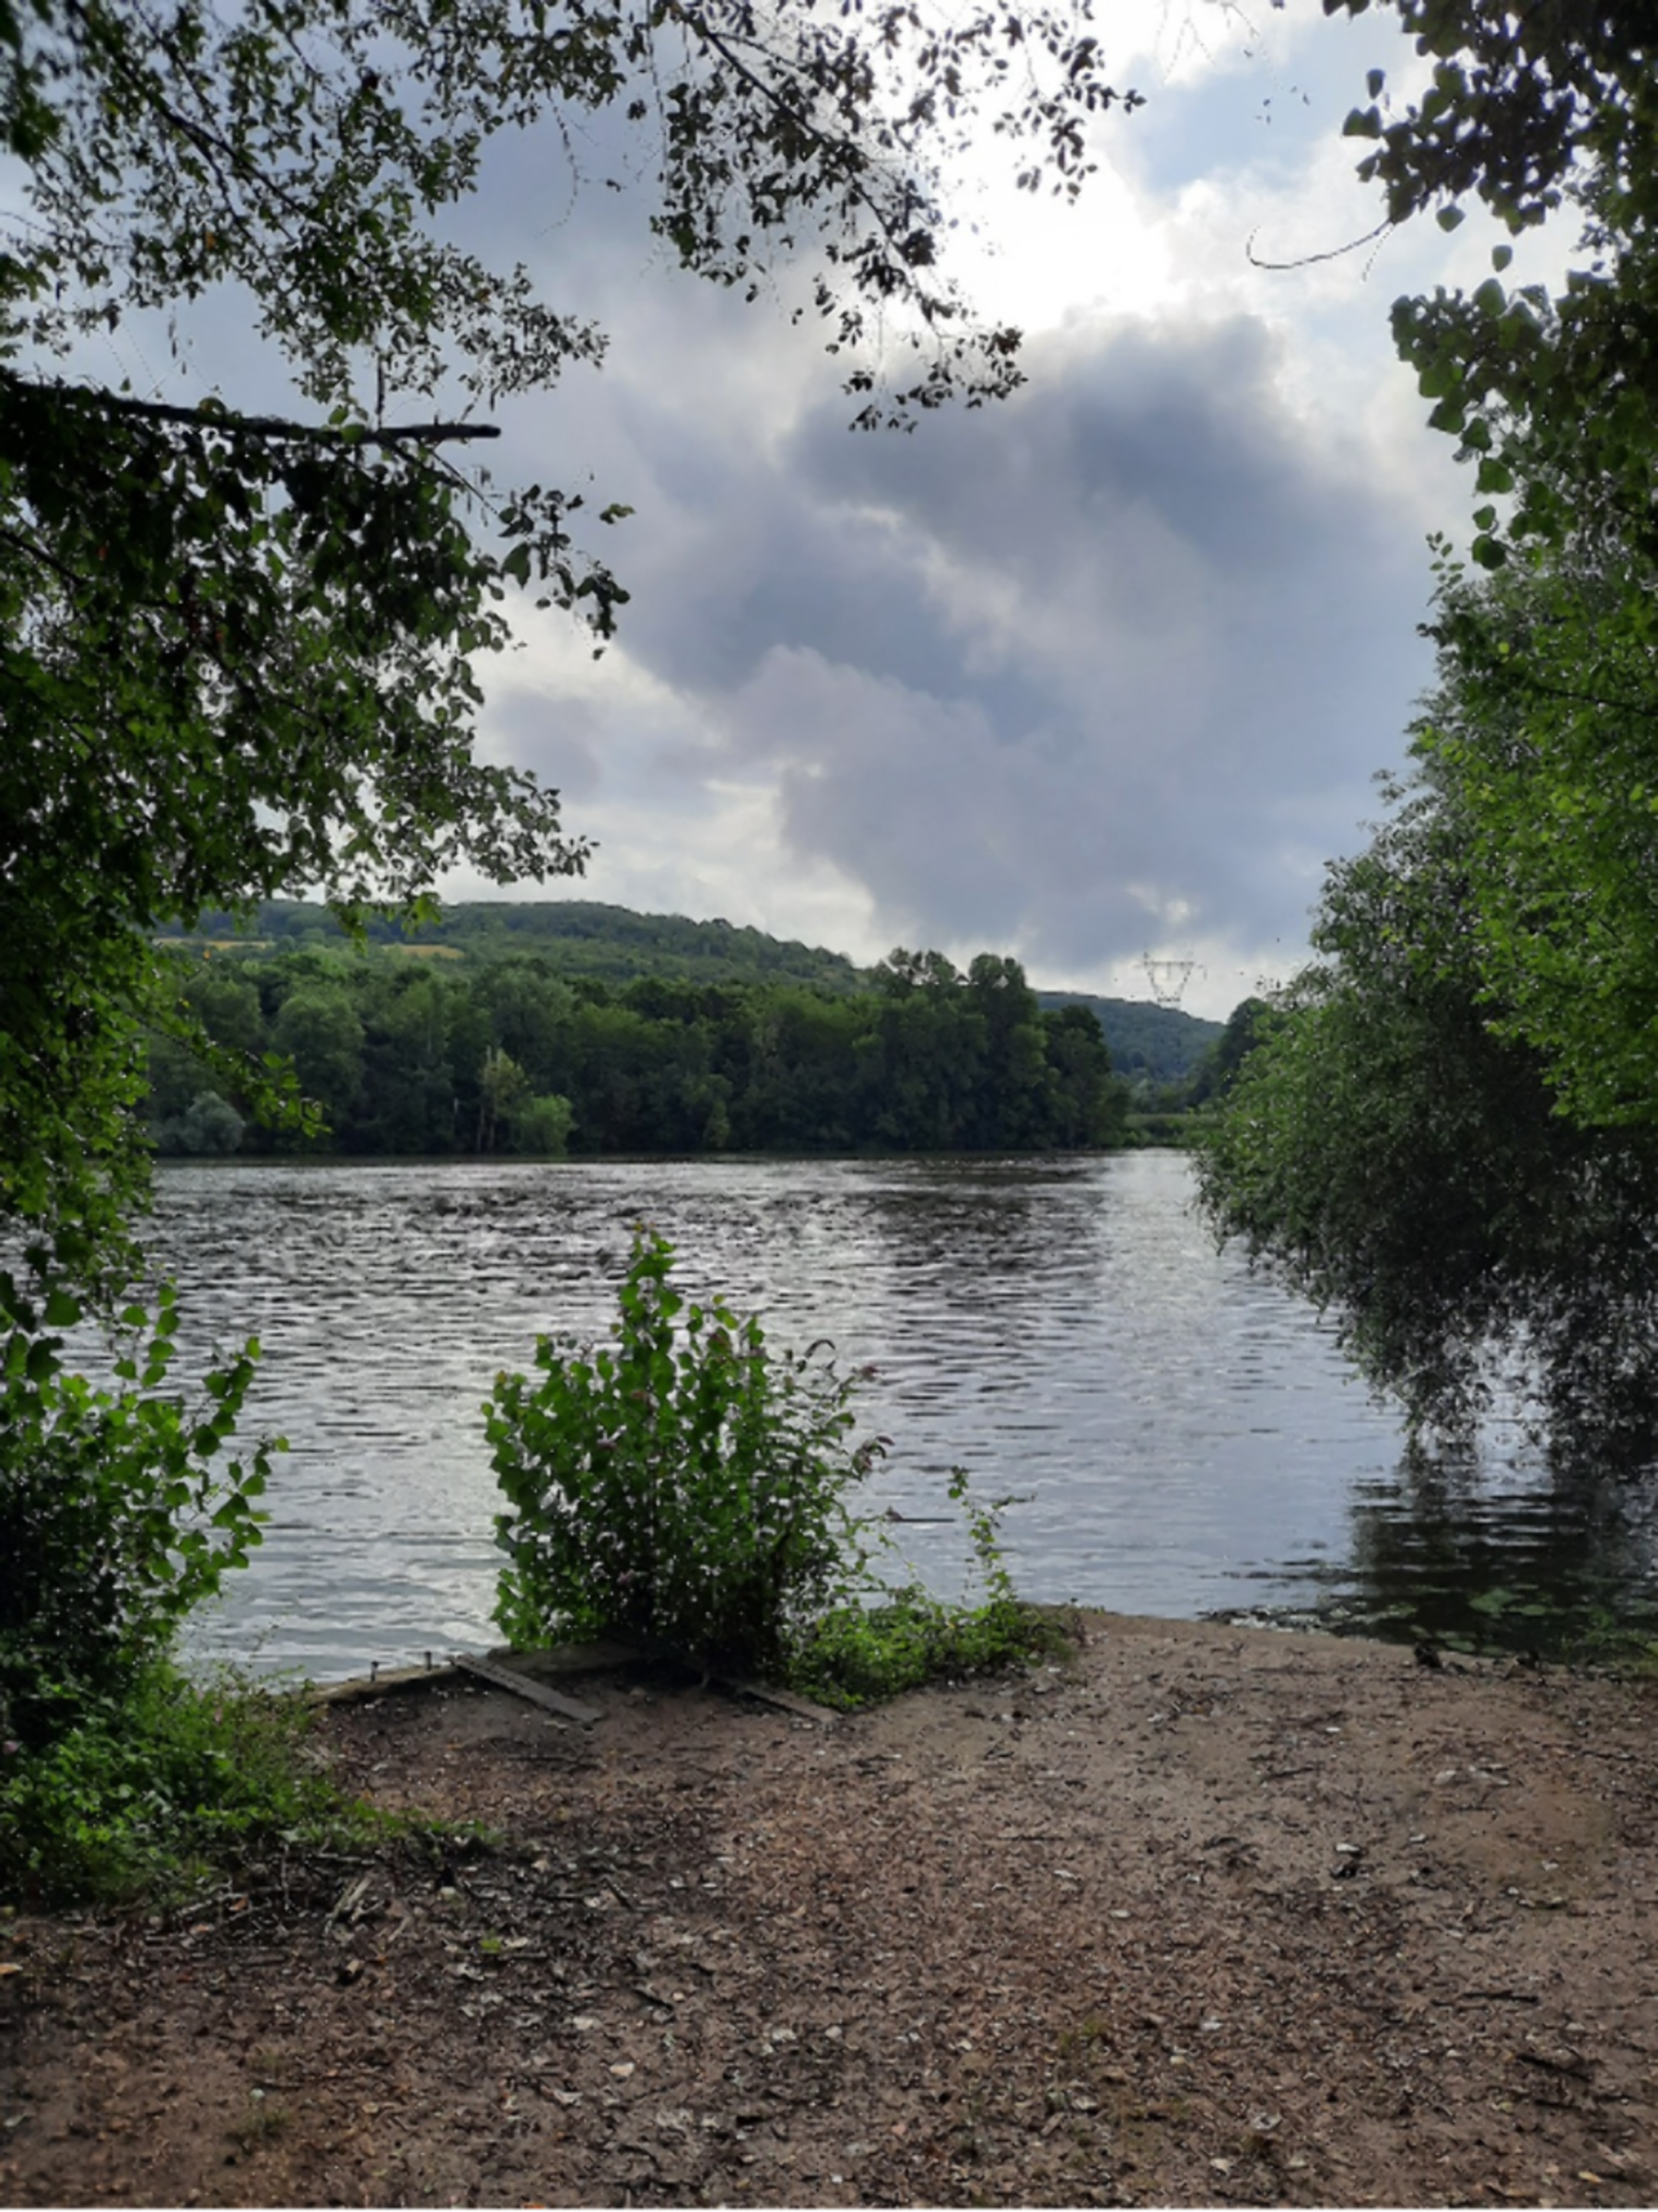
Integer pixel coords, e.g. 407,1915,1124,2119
1,1273,273,1751
487,1229,1061,1697
0,1275,371,1906
788,1470,1071,1709
0,1661,363,1906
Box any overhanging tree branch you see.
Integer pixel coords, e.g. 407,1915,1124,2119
1,376,501,447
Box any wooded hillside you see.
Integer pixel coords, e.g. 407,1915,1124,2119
147,935,1134,1159
156,902,1221,1086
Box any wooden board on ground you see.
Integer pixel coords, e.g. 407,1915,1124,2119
711,1673,841,1725
452,1649,604,1726
599,1638,840,1724
308,1662,459,1706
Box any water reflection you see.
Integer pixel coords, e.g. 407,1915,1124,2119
1301,1441,1658,1653
124,1152,1658,1679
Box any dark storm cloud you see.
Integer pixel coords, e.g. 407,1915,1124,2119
539,306,1434,977
414,91,1442,989
45,11,1443,998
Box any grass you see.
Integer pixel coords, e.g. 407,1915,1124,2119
784,1472,1076,1709
0,1658,389,1908
788,1586,1070,1708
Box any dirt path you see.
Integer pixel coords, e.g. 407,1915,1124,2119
3,1614,1656,2207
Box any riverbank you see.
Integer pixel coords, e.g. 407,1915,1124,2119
4,1613,1655,2206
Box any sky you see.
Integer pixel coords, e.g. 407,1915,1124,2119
430,0,1524,1019
87,0,1524,1018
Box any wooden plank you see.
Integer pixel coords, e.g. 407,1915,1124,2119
636,1639,841,1725
308,1661,460,1706
452,1649,603,1726
713,1673,841,1726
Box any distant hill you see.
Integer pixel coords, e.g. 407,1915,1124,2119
159,898,867,994
1037,992,1222,1088
158,899,1225,1082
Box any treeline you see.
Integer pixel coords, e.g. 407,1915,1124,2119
157,896,1224,1085
148,944,1128,1158
1036,990,1220,1091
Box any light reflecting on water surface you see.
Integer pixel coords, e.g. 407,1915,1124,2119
135,1151,1658,1679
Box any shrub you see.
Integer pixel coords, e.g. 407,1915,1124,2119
0,1662,351,1905
0,1271,274,1751
153,1090,246,1156
0,1268,368,1908
487,1227,886,1671
788,1470,1071,1708
508,1091,575,1157
487,1228,1068,1698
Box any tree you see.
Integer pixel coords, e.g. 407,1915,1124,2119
1190,6,1658,1453
963,953,1052,1149
1,0,1136,1277
509,1090,576,1157
1041,1001,1127,1147
161,1090,246,1156
1306,6,1658,1129
358,967,459,1153
1195,758,1658,1456
1408,547,1658,1129
270,982,367,1134
1185,996,1271,1109
863,950,987,1149
1333,0,1658,567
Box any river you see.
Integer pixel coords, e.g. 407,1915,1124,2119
123,1149,1658,1679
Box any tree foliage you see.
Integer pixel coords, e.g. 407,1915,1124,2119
1196,746,1658,1456
141,942,1127,1156
1184,995,1271,1109
1413,546,1658,1129
1335,0,1658,568
1213,1,1658,1442
0,1277,273,1750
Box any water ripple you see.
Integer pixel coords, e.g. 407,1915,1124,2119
122,1151,1658,1679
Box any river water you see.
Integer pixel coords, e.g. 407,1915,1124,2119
129,1150,1658,1680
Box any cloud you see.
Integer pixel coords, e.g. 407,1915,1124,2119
425,13,1493,1013
481,300,1435,1008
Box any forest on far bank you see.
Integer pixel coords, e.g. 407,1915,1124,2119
155,898,1222,1092
147,933,1145,1160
